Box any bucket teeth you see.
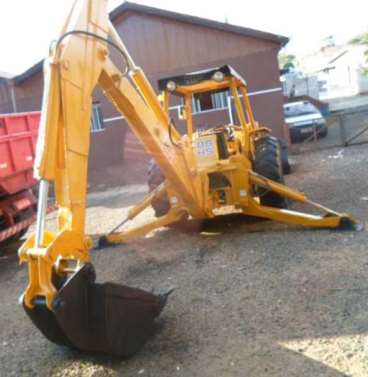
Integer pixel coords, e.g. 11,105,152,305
23,263,170,356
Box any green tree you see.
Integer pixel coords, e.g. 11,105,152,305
350,32,368,75
278,53,297,71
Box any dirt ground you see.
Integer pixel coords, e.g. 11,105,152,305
1,143,368,377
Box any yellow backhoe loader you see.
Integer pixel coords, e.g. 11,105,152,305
19,0,356,357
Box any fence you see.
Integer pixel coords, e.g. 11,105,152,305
290,105,368,154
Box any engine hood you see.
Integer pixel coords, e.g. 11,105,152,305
285,113,323,126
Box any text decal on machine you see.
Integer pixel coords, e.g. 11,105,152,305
197,139,214,157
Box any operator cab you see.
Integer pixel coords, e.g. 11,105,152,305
158,65,258,168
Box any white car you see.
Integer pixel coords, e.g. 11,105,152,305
284,101,328,143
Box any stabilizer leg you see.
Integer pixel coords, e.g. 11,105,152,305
247,171,356,229
243,198,356,230
99,208,188,247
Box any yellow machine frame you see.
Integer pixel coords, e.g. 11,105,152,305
19,0,355,312
103,68,354,244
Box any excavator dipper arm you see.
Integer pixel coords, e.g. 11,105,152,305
18,0,178,357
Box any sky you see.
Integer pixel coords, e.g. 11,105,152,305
0,0,367,76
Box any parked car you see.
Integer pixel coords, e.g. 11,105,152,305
284,101,328,143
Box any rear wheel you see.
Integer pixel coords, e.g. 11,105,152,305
147,160,170,217
277,138,291,175
318,126,328,138
253,136,288,208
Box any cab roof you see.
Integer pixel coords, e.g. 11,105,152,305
157,65,246,95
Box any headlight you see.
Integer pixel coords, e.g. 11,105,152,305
316,118,326,125
212,71,225,82
166,81,176,92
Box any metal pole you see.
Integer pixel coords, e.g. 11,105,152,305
9,81,17,113
35,180,49,248
227,95,234,124
338,114,347,147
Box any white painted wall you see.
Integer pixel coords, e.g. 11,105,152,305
321,45,368,98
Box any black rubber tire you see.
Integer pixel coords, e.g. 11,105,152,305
253,136,288,208
318,126,328,139
277,138,291,175
263,136,291,175
147,160,170,217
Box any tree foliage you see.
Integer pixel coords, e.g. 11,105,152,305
350,32,368,75
278,53,297,71
350,32,368,45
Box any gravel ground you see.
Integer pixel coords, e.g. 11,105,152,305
1,143,368,377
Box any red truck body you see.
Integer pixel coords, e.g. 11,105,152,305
0,112,40,243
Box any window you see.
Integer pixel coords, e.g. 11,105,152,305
91,103,104,132
284,102,320,118
192,89,230,114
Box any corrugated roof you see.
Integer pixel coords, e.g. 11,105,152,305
14,1,289,84
0,71,14,79
111,2,289,46
14,60,43,84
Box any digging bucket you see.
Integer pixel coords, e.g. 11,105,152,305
23,263,170,356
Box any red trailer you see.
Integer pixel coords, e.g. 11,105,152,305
0,111,40,244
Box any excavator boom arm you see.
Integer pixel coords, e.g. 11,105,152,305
35,0,200,244
19,0,177,357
